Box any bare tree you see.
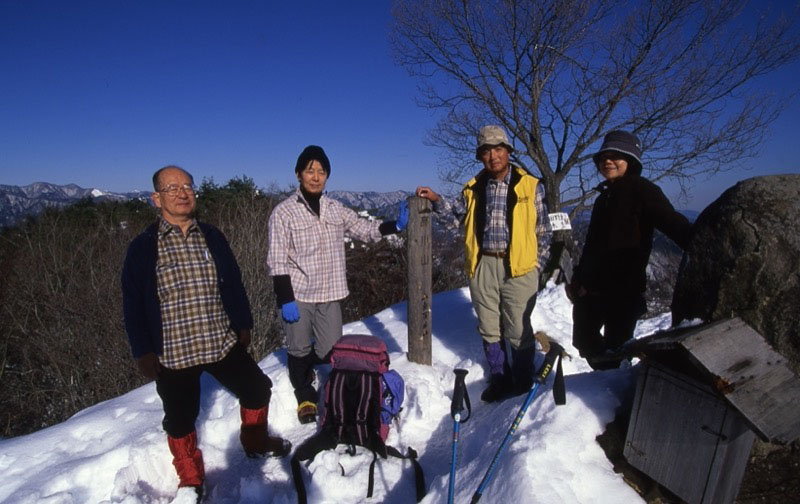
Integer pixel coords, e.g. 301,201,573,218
391,0,800,213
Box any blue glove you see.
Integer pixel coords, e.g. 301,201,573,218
395,201,409,231
281,301,300,323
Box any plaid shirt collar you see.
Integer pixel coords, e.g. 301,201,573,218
294,188,309,205
486,166,512,186
157,216,199,237
478,164,513,187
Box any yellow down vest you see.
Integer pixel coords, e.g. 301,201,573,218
462,166,539,279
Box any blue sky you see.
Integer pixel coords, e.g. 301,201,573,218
1,1,798,211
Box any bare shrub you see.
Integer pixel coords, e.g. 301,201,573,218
342,227,468,324
343,239,409,323
0,199,154,437
431,233,467,294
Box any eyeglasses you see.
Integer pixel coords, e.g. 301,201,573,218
158,183,195,196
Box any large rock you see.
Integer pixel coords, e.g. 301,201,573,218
672,174,800,374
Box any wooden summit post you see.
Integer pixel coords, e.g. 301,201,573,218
407,196,432,365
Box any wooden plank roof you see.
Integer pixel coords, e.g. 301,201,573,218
634,318,800,444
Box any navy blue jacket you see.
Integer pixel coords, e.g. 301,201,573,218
121,221,253,358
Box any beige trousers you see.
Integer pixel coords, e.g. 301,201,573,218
468,255,539,349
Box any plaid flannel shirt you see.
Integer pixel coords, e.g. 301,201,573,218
267,190,384,303
482,169,513,251
156,218,237,369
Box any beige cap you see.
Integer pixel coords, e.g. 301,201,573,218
476,125,513,160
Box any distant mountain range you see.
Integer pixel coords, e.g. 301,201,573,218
325,190,411,212
0,182,152,227
0,182,416,228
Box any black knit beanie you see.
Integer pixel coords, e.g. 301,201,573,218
294,145,331,177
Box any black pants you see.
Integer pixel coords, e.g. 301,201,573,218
572,293,646,362
287,352,328,405
156,343,272,438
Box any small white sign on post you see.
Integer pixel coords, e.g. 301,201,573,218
548,212,572,231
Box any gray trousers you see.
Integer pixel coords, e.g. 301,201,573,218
468,255,539,350
281,300,343,359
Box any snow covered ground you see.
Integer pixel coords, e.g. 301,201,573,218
0,283,677,503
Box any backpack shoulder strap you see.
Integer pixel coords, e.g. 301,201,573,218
367,445,427,502
291,431,337,504
290,456,308,504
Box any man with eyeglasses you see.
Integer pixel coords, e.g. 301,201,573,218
121,165,289,502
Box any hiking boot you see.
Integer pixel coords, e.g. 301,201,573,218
297,401,317,424
586,350,624,371
241,429,292,458
511,379,534,397
239,406,292,458
481,374,513,403
289,353,319,407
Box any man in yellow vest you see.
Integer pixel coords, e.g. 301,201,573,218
416,125,550,402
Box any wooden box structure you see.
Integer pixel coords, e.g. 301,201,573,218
623,318,800,504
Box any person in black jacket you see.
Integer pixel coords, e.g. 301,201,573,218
121,165,289,502
567,131,692,370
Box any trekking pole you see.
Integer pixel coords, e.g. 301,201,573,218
471,343,564,504
448,368,471,504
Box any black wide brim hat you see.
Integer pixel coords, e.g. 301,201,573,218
592,130,643,174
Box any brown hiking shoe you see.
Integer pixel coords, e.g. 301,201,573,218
261,434,292,458
297,401,317,424
240,425,292,458
238,405,291,458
